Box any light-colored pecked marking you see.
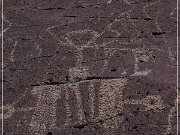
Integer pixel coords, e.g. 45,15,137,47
166,94,179,134
63,85,73,126
69,83,86,124
10,41,18,62
29,86,61,134
88,81,96,119
123,95,165,111
143,0,175,61
0,15,12,37
99,79,128,129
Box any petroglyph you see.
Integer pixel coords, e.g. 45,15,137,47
10,41,18,62
29,79,128,132
4,0,177,134
1,105,15,119
46,25,68,45
1,78,171,134
25,79,168,134
98,79,128,129
68,66,89,81
166,94,179,135
44,7,171,77
124,95,165,111
0,15,12,37
131,48,152,76
88,81,96,119
65,30,100,48
1,89,29,120
64,30,100,78
170,8,177,20
63,85,72,126
143,0,175,61
30,86,61,135
70,83,85,124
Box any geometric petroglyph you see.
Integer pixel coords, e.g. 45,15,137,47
65,30,100,48
131,48,153,76
123,95,165,111
47,6,173,77
1,79,169,134
62,28,154,77
4,0,177,135
25,79,167,134
29,86,61,135
29,79,128,134
1,77,175,134
98,79,128,129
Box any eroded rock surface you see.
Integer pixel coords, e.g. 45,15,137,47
2,0,178,135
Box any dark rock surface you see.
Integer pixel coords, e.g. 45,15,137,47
2,0,178,135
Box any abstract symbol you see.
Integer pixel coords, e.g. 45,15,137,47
27,79,165,134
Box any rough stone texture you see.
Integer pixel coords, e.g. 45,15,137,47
1,0,179,135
